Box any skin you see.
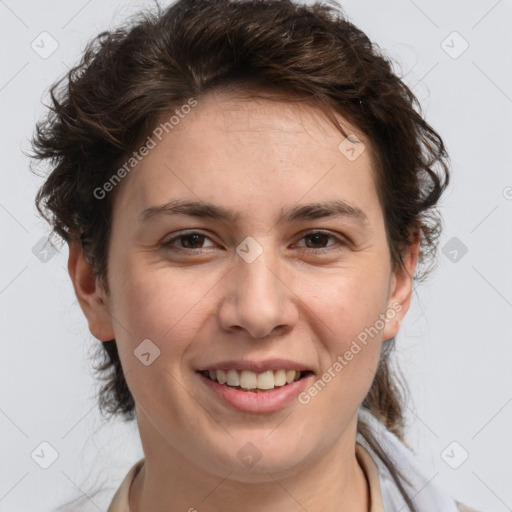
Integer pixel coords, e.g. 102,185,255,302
68,88,419,512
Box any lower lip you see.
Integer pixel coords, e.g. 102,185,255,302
198,372,313,413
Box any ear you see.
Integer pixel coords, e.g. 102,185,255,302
382,232,421,341
67,241,115,341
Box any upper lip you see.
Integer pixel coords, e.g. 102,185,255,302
198,359,314,373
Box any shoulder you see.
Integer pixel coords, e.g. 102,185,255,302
107,458,145,512
456,501,484,512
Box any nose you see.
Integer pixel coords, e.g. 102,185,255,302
217,244,298,340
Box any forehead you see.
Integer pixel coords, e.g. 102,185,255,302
110,90,380,226
164,88,365,152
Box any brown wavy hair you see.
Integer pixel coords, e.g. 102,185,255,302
31,0,449,509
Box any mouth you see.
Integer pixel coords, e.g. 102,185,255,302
198,369,314,393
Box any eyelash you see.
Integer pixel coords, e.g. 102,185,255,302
162,230,346,255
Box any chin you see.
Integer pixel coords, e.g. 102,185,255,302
200,434,314,482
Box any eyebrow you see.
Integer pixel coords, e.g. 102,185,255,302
138,199,369,226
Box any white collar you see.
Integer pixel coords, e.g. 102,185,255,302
357,408,459,512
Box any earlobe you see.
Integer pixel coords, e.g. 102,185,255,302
67,241,115,341
382,233,421,340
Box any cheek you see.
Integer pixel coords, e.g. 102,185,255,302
106,257,217,379
111,250,215,327
296,269,387,425
297,263,389,401
304,262,391,343
106,265,207,415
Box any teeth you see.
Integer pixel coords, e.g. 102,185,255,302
204,369,305,390
256,370,275,390
274,369,287,386
216,369,227,384
226,369,240,386
240,370,257,390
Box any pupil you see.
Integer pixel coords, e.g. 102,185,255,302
307,233,326,248
183,234,203,248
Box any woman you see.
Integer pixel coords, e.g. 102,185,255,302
31,0,481,510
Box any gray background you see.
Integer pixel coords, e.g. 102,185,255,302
1,0,511,510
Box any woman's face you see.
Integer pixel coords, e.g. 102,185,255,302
76,90,416,480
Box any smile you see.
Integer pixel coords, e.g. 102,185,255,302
199,369,312,392
197,367,314,413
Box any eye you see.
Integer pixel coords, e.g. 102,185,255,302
163,231,216,251
162,230,346,255
295,230,344,253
